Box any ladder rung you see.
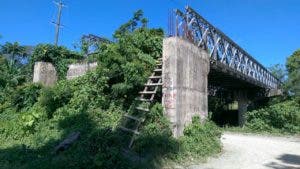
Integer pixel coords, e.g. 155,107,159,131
120,126,140,135
154,69,162,72
139,91,156,94
136,107,150,112
149,76,162,79
157,58,162,61
124,114,144,122
144,83,163,86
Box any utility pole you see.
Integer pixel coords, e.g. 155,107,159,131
52,1,64,46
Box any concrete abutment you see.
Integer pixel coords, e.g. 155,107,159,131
162,37,210,138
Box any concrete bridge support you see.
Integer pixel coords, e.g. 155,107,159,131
162,37,210,138
235,91,248,126
33,62,57,86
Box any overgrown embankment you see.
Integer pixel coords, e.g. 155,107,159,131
0,10,222,169
243,48,300,134
245,98,300,134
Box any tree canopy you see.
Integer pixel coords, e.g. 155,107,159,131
0,42,27,66
286,49,300,102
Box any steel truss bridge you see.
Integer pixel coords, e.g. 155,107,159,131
172,6,281,91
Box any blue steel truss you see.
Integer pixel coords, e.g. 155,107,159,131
174,6,281,89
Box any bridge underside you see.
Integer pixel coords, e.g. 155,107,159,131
208,65,265,92
209,61,271,90
208,63,271,126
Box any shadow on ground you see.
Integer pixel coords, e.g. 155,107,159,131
0,112,179,169
265,154,300,169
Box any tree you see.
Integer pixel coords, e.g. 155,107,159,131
286,49,300,102
92,10,163,108
113,10,149,39
0,42,27,67
268,64,287,82
79,34,112,57
0,42,30,88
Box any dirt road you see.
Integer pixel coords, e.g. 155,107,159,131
189,132,300,169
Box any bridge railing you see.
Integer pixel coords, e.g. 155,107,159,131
172,6,280,89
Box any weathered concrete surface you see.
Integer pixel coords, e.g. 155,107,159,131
235,91,248,126
188,132,300,169
268,88,283,97
33,62,57,86
162,37,210,138
66,62,97,80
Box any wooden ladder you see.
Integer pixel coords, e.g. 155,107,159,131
120,57,163,148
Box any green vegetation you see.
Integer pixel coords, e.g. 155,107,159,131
243,49,300,134
268,64,287,83
286,49,300,103
177,117,222,163
0,43,31,105
245,99,300,134
0,10,221,169
1,42,27,66
223,49,300,135
223,99,300,135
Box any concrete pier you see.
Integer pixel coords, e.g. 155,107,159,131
236,91,248,126
33,62,57,86
162,37,210,137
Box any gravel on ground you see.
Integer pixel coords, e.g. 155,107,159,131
188,132,300,169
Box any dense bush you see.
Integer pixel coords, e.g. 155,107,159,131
94,12,163,108
178,117,222,162
0,72,222,169
18,104,47,133
246,99,300,133
38,83,73,118
134,104,178,157
0,55,29,104
134,104,222,167
11,83,42,111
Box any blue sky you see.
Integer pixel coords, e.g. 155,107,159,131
0,0,299,67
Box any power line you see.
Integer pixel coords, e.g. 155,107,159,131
52,1,65,46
